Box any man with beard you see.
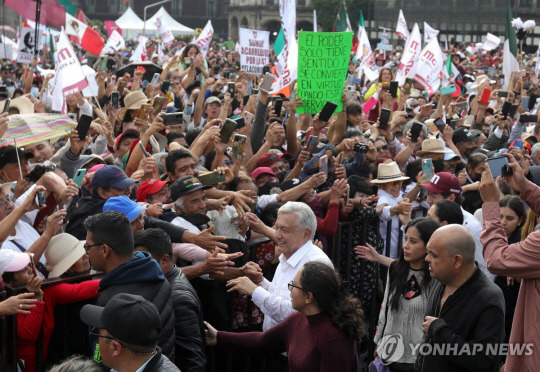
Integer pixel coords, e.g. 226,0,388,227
452,127,478,163
461,153,487,214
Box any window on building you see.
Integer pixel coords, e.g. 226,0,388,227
208,0,215,17
173,0,183,16
521,0,532,7
298,0,305,6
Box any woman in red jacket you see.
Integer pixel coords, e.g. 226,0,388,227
205,262,365,372
1,237,100,372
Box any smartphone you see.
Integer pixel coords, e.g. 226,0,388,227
522,96,530,111
73,168,87,187
389,81,399,98
220,119,237,143
497,91,509,98
529,94,538,111
319,101,338,122
509,104,519,119
274,98,283,116
184,57,193,65
137,104,151,119
242,111,254,128
435,117,446,132
440,84,456,95
480,89,492,104
111,91,119,109
99,56,108,71
306,135,319,155
242,95,250,106
486,156,509,178
159,112,183,125
453,101,468,111
233,116,245,129
151,73,161,86
138,141,150,157
153,96,166,114
252,88,259,95
160,80,171,93
198,171,226,186
227,82,236,96
513,139,524,149
501,101,512,118
410,122,423,143
260,72,276,92
35,189,46,207
320,154,328,177
2,97,10,113
449,119,460,130
76,114,93,140
519,114,538,123
231,134,247,160
379,108,391,130
345,87,356,101
422,158,433,181
403,78,414,95
110,75,117,86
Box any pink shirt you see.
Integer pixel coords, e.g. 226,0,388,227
481,180,540,371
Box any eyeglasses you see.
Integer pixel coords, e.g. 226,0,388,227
388,180,403,186
84,243,103,252
90,327,121,343
288,280,306,292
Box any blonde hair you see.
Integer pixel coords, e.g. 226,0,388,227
522,209,538,241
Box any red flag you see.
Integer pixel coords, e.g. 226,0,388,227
6,0,66,30
104,21,122,37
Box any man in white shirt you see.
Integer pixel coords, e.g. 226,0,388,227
226,201,333,331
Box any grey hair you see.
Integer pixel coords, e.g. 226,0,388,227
532,143,540,159
47,356,101,372
278,201,317,239
152,152,168,175
174,197,186,214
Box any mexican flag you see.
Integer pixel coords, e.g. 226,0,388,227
335,2,352,32
65,13,104,55
503,0,519,90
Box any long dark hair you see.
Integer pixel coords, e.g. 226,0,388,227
300,262,365,341
499,195,526,237
388,218,440,311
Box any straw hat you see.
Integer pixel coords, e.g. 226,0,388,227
416,139,451,155
44,233,86,278
117,91,150,121
371,162,410,184
0,96,34,114
0,182,14,195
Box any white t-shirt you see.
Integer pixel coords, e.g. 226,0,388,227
3,221,47,278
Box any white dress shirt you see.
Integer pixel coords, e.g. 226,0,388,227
462,207,495,281
377,188,404,259
251,240,333,331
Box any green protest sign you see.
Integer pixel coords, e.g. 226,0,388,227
296,31,353,114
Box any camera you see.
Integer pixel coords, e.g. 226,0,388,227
353,143,369,154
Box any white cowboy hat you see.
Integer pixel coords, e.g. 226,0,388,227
371,162,410,184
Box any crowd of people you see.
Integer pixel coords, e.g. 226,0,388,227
0,31,539,372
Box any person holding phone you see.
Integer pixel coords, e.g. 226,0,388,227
177,44,209,87
363,68,400,122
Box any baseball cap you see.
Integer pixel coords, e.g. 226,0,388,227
205,96,221,105
0,146,34,169
279,178,303,191
444,150,461,161
170,176,211,201
136,179,169,202
114,129,140,150
0,250,30,276
256,151,292,168
452,127,475,145
422,172,462,195
91,165,136,190
251,167,275,180
80,293,161,347
103,196,145,222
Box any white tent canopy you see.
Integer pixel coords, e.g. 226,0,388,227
115,7,152,39
147,7,195,36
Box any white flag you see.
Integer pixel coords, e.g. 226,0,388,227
103,30,125,53
17,27,37,64
271,0,297,93
482,33,501,51
51,29,89,113
536,44,540,78
424,22,439,44
154,17,175,44
396,10,409,41
396,23,422,86
313,10,317,32
355,27,378,82
413,38,445,96
195,20,214,56
130,36,148,62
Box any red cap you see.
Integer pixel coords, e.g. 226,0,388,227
251,167,275,180
136,178,169,202
422,172,462,195
115,129,140,150
256,151,292,168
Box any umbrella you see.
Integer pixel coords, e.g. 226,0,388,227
116,62,163,82
0,113,77,148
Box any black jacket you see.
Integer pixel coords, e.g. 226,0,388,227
94,252,176,363
65,195,105,239
166,266,206,372
142,347,180,372
415,267,505,372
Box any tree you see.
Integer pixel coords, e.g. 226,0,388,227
312,0,373,32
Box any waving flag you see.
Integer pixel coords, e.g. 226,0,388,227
503,0,519,90
65,13,104,55
396,10,409,41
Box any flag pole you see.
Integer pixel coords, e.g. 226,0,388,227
34,0,42,57
13,137,23,180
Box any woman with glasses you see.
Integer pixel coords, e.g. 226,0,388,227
205,261,364,372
